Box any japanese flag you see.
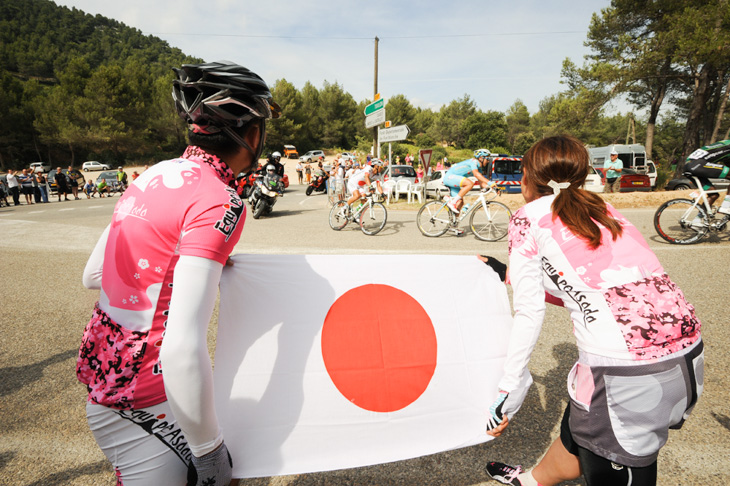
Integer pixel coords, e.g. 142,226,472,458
215,254,513,478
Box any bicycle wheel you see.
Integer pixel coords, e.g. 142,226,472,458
416,201,453,237
654,198,708,244
329,200,349,231
360,201,387,235
469,201,512,241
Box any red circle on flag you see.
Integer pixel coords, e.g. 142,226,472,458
321,284,437,413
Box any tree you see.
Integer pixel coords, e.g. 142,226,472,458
267,78,304,153
505,100,531,154
385,94,416,128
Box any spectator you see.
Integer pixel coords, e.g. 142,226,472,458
36,171,48,203
54,167,70,201
83,179,97,198
296,160,304,184
305,163,312,183
603,149,623,193
18,169,35,205
436,159,444,171
67,166,84,200
132,171,140,181
484,135,703,486
96,177,109,197
416,164,424,182
116,167,128,192
0,178,8,207
6,169,20,206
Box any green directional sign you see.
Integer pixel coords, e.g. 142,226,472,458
364,98,385,116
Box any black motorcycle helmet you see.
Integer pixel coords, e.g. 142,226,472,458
172,61,281,161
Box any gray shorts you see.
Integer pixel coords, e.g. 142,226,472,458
565,339,703,467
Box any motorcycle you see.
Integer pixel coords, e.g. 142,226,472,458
249,169,284,219
236,172,258,199
306,173,328,196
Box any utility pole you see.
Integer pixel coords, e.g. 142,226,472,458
373,36,379,158
626,113,636,145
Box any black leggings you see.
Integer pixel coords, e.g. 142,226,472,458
560,405,658,486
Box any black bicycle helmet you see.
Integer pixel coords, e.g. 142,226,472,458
172,60,281,159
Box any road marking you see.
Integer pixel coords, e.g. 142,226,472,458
59,208,76,212
29,211,47,214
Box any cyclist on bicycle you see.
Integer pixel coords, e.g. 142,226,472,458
443,148,496,214
77,61,279,485
344,159,382,214
683,140,730,212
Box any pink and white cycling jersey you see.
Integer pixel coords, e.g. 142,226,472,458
77,146,246,410
500,195,700,392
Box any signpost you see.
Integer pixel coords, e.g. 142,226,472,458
378,125,410,143
419,149,433,167
364,99,385,116
365,109,386,129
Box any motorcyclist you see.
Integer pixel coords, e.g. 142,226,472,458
264,151,285,177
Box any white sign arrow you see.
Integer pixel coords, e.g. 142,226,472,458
365,109,386,129
378,125,410,143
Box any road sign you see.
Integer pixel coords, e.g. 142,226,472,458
365,109,386,129
378,125,410,143
419,149,433,167
364,98,385,116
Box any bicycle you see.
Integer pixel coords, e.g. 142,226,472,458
329,186,388,235
416,186,512,241
654,175,730,244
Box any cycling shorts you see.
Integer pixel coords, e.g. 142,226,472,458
86,401,194,485
442,173,469,197
684,159,730,190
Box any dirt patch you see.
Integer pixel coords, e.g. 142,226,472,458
496,190,695,211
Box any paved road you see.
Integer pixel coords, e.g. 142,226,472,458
1,185,728,485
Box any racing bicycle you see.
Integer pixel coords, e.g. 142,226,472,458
654,175,730,244
416,187,512,241
329,187,388,235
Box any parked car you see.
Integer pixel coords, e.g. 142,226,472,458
382,165,417,184
582,165,605,193
283,145,298,159
29,162,51,173
82,161,111,172
339,152,357,162
299,150,325,163
595,167,651,192
424,169,449,199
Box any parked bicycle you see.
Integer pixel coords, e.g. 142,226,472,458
416,187,512,241
329,185,388,235
654,175,730,244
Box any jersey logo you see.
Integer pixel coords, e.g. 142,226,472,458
214,187,245,241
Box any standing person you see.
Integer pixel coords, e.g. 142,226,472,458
484,135,702,486
76,60,279,486
67,165,83,199
18,168,35,205
603,149,623,193
6,169,20,206
54,167,70,201
305,163,312,183
0,178,8,207
35,171,48,203
116,166,128,192
296,160,304,184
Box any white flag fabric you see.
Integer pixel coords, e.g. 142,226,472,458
215,254,513,478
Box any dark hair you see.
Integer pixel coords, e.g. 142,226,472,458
187,120,261,161
522,135,623,249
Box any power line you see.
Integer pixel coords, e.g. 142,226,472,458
144,31,585,40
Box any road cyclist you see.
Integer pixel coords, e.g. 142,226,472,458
330,174,388,235
442,148,498,234
416,184,511,241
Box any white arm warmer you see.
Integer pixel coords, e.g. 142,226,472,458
82,224,110,289
160,255,224,457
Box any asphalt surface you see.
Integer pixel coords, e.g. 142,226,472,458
1,184,728,485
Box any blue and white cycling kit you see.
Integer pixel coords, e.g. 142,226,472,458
443,159,479,196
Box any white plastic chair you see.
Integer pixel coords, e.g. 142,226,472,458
407,182,424,204
381,179,396,205
394,179,411,201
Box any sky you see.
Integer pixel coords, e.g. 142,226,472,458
53,0,614,114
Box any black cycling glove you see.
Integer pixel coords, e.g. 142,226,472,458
481,255,507,282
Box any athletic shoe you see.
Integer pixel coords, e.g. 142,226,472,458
485,462,524,485
449,227,464,236
446,198,460,214
689,216,704,230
